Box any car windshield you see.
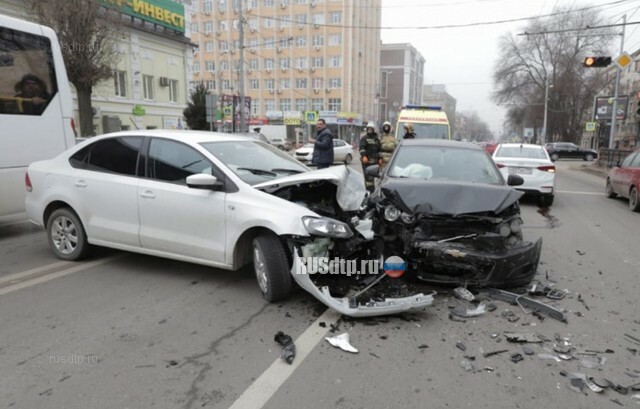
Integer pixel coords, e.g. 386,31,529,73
388,145,503,185
201,140,308,185
495,146,548,159
397,122,449,140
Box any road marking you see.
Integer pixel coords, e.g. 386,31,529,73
227,308,342,409
556,190,602,195
0,256,120,296
0,260,73,286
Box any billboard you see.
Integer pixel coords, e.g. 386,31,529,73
594,96,629,121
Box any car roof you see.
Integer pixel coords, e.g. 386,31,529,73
92,129,254,144
498,143,545,149
400,139,482,150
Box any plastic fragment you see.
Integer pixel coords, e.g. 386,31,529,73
504,332,543,343
460,359,474,372
456,341,467,351
325,332,358,354
453,287,475,302
538,354,562,362
274,331,296,365
522,346,535,355
511,353,524,363
585,377,604,393
451,303,487,318
483,349,509,358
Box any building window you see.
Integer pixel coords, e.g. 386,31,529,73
280,98,291,111
264,17,275,28
250,59,259,70
203,1,212,13
265,79,275,90
205,41,214,52
279,58,290,69
206,80,216,90
169,79,179,102
295,36,307,47
311,57,323,67
295,57,307,69
114,70,126,97
220,61,229,70
143,75,154,100
312,13,324,24
219,21,228,32
206,60,215,71
329,11,342,24
311,98,323,111
248,18,258,30
281,78,291,89
295,78,307,89
328,34,341,46
219,0,227,13
380,102,387,121
279,18,290,29
222,80,231,90
204,21,213,34
265,58,274,70
250,79,259,90
328,98,341,111
192,62,200,73
328,77,341,88
295,14,307,24
312,77,323,89
265,99,275,111
265,36,276,49
264,0,274,5
295,98,307,111
329,56,342,67
252,99,260,115
312,35,324,46
219,41,228,51
296,0,306,4
381,71,388,98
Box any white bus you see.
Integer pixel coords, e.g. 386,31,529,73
0,13,75,220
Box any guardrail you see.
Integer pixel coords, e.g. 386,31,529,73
597,148,634,168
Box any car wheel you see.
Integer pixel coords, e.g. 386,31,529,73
46,208,90,261
550,153,559,161
537,195,554,208
252,234,292,302
605,179,616,198
277,145,285,151
345,153,353,164
630,187,640,212
585,153,594,161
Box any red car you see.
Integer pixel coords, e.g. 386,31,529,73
606,150,640,212
479,141,498,155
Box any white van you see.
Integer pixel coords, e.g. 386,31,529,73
0,14,75,220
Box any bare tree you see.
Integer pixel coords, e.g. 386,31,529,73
27,0,122,136
493,6,613,143
457,111,493,141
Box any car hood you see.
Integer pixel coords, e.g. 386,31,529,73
379,178,523,216
254,165,366,211
296,148,313,154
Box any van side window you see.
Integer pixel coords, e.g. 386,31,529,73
70,137,143,176
0,26,57,116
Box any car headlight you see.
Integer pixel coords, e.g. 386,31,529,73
384,205,401,222
302,216,353,238
400,212,415,224
510,219,522,234
499,223,511,237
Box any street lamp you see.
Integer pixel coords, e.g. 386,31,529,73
541,79,553,145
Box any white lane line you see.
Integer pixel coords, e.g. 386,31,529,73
227,308,342,409
0,256,120,296
556,190,602,195
0,260,73,286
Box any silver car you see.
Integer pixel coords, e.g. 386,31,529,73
294,139,354,164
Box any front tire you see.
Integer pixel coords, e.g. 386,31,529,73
253,234,292,302
538,195,554,208
550,153,559,161
46,208,90,261
585,153,594,161
630,187,640,212
606,179,616,198
344,153,353,164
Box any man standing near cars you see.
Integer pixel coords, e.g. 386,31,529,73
360,122,381,191
311,118,334,169
379,121,397,169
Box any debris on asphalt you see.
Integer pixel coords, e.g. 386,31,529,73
610,398,624,406
625,333,640,346
522,346,535,355
456,341,467,351
482,349,509,358
538,354,562,362
501,310,520,323
580,356,606,369
577,294,590,311
418,344,429,349
325,333,358,354
453,287,475,302
274,331,296,364
585,377,605,393
510,353,524,363
448,314,467,323
504,332,544,343
484,288,568,323
451,303,487,318
460,359,474,372
546,289,566,300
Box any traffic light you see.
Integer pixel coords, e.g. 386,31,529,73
583,56,612,67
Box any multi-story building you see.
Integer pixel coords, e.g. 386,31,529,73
379,43,425,126
423,84,457,136
189,0,381,140
1,0,192,135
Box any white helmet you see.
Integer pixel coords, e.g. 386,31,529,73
366,122,376,130
383,121,391,127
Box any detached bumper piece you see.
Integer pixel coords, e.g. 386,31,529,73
290,251,434,317
413,237,543,288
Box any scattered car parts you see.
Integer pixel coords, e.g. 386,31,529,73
325,333,358,354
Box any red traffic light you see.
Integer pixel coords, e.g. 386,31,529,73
583,56,612,67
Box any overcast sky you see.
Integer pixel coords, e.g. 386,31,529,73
380,0,640,137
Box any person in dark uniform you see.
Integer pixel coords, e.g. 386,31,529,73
359,122,381,192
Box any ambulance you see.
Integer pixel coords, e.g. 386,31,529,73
395,105,451,140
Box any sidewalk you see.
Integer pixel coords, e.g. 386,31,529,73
570,162,609,178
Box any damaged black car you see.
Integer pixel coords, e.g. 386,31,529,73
365,139,542,288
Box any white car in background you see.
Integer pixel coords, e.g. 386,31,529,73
492,143,556,207
294,139,354,164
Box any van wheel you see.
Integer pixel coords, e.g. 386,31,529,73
345,154,353,164
253,234,292,302
46,208,90,261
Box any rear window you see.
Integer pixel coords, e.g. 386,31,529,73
397,121,449,140
495,146,548,160
70,136,143,176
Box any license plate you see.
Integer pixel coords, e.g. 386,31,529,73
508,167,532,175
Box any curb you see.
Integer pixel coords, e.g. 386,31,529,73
572,165,608,178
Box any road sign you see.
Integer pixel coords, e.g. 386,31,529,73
615,52,632,69
304,111,317,122
585,122,597,132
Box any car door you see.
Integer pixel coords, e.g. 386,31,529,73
137,138,227,263
68,136,143,247
333,139,346,161
611,153,637,196
623,153,640,197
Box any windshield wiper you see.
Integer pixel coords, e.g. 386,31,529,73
271,168,304,174
237,167,277,177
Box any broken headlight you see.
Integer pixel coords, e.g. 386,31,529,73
510,219,522,234
384,205,401,222
302,216,353,238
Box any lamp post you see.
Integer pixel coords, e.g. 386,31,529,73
541,79,553,145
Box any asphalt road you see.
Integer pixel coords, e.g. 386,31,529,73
1,160,640,409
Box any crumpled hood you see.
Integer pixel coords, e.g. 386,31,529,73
254,165,366,211
380,178,523,216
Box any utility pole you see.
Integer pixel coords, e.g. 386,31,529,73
238,0,246,133
608,14,626,149
542,78,550,145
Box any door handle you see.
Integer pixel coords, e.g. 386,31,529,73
74,180,87,188
140,190,156,199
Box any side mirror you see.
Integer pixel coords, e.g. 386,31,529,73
365,164,380,178
507,174,524,187
186,173,223,191
616,161,622,168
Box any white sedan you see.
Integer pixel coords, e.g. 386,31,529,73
492,143,556,207
294,139,354,164
25,130,432,317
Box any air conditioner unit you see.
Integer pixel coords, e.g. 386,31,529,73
216,31,221,36
313,88,319,94
314,24,320,29
230,49,236,54
297,24,303,30
205,31,211,37
269,89,274,94
280,2,287,8
277,89,282,94
276,47,282,53
266,69,272,73
92,106,101,118
297,67,303,72
159,77,170,86
314,45,320,51
279,27,284,32
250,48,256,53
280,67,287,72
310,67,316,72
310,1,316,7
250,28,256,33
325,88,330,93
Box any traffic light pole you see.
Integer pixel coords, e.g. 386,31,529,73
542,78,550,145
608,15,626,149
238,3,246,133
